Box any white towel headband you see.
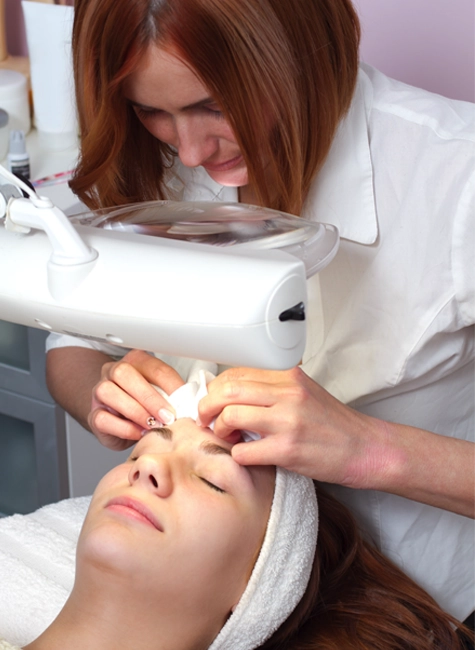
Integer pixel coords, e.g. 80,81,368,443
159,369,319,650
209,467,318,650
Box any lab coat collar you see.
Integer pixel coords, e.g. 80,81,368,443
182,166,239,203
179,67,377,244
303,66,378,245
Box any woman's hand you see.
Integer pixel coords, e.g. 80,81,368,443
198,366,387,489
89,350,185,450
198,366,475,517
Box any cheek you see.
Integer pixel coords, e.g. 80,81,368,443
176,500,264,594
217,120,239,144
79,465,131,546
77,514,159,588
137,116,176,145
93,465,128,499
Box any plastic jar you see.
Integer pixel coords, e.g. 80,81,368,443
0,108,8,161
0,70,31,135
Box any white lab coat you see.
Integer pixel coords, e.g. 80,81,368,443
300,63,474,621
0,639,21,650
47,63,475,619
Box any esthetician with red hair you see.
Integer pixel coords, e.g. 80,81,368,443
44,0,474,632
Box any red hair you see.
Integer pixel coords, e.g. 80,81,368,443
259,484,470,650
71,0,360,214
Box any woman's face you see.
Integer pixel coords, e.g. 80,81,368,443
78,419,274,635
124,44,249,188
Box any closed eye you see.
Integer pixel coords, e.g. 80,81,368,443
202,105,224,118
130,100,223,120
200,477,226,494
132,105,162,120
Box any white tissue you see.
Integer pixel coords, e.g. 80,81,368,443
156,368,261,442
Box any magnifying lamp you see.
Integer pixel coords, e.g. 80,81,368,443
0,165,339,369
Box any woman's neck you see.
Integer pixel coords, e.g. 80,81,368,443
22,575,218,650
238,184,258,205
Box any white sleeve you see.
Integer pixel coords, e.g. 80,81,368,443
452,168,475,325
45,331,129,358
45,333,218,382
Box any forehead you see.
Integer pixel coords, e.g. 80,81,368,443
124,43,208,108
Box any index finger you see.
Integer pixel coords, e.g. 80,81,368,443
198,377,282,428
108,358,181,420
121,350,185,394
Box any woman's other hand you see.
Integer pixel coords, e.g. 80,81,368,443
198,366,475,517
197,366,383,489
89,350,185,450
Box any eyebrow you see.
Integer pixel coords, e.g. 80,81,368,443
199,440,232,457
151,427,173,440
128,96,216,113
150,426,232,456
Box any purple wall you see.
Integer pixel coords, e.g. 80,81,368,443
5,0,475,102
355,0,475,102
5,0,27,56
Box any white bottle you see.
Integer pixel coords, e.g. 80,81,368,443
7,130,30,180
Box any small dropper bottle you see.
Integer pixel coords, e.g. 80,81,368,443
7,130,30,180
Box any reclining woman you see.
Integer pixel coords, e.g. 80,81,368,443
1,396,469,650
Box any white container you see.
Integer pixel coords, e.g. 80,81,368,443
22,1,77,151
0,108,8,161
0,69,30,135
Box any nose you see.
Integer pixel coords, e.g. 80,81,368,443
174,116,218,168
128,454,173,498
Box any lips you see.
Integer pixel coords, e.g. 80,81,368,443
106,496,164,531
202,154,243,173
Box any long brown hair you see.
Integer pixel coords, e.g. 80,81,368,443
70,0,360,214
259,483,469,650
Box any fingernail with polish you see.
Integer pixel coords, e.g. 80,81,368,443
158,408,175,426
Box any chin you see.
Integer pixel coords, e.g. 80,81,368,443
77,516,146,576
205,167,249,188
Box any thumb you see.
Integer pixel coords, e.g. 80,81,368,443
231,437,279,467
